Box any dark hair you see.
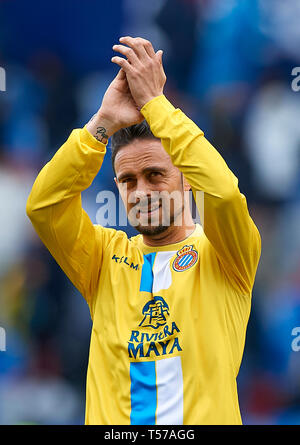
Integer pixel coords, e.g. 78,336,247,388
110,120,157,175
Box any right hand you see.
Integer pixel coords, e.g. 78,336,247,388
111,36,166,110
86,69,144,142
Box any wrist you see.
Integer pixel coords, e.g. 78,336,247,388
86,111,117,143
136,93,164,110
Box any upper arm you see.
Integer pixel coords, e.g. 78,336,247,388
26,127,114,313
27,192,116,312
202,186,261,295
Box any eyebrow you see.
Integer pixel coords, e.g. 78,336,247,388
116,166,168,182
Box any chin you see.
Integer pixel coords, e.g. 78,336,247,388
134,224,170,237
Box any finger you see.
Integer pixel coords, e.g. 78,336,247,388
136,37,156,58
117,68,131,91
156,50,163,65
111,56,131,73
112,44,140,65
115,68,126,80
119,36,150,61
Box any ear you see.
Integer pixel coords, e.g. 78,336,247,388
114,177,119,189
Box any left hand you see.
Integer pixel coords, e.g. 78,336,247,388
111,36,166,109
86,68,144,141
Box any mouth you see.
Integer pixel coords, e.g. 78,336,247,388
138,203,162,216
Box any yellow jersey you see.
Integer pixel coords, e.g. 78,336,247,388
26,95,261,425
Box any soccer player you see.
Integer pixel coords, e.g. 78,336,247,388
26,36,261,425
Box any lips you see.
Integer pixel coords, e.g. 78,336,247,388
137,202,162,215
139,204,161,214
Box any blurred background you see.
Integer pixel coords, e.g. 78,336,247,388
0,0,300,425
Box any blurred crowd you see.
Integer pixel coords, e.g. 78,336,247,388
0,0,300,425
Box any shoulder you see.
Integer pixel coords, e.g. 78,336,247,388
128,233,143,246
93,225,131,246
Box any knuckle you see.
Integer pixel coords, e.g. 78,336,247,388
135,38,143,47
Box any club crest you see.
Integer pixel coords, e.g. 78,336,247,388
172,245,198,272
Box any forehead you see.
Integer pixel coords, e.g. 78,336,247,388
114,138,174,175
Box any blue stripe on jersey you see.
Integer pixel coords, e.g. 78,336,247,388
139,252,156,292
130,361,157,425
178,254,192,268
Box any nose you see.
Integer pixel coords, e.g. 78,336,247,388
130,178,152,204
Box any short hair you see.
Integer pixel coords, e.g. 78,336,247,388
110,120,157,175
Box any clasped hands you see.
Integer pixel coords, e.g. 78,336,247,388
86,36,166,142
111,36,166,110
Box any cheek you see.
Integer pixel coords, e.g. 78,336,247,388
160,176,183,198
161,196,181,215
118,187,137,213
156,176,179,193
117,187,128,208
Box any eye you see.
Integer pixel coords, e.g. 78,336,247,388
120,177,134,184
149,171,162,178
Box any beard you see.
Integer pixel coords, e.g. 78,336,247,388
135,224,169,236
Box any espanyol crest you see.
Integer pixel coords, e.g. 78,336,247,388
172,245,198,272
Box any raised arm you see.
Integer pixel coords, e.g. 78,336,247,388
141,96,261,294
112,36,261,295
26,68,145,313
26,127,110,313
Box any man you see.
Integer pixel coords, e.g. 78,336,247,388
26,36,261,425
